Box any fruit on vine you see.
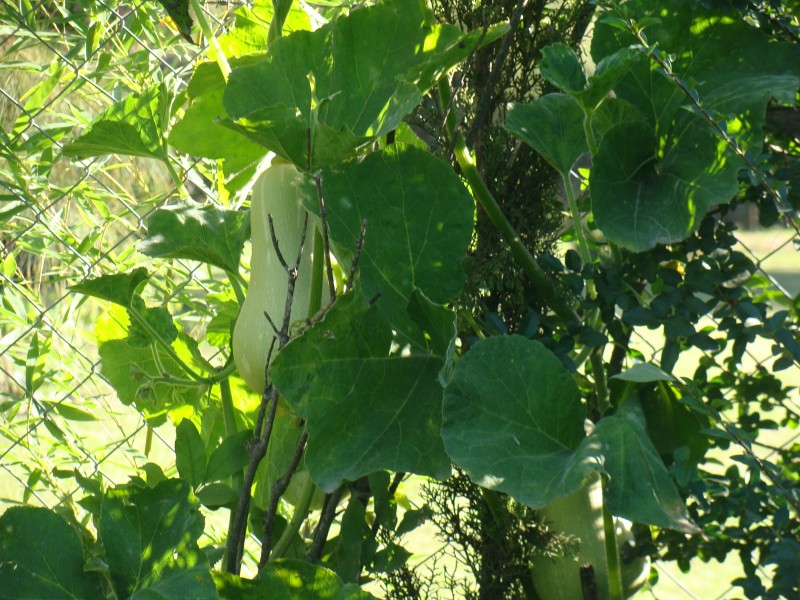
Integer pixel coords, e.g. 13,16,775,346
531,475,649,600
233,158,316,393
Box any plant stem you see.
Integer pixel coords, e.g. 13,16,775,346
271,473,315,560
220,378,243,570
563,171,592,266
227,269,246,307
583,111,598,157
189,0,231,80
163,156,189,199
128,306,205,382
437,78,580,327
601,477,624,600
308,227,324,318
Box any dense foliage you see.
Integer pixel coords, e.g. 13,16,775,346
1,0,799,598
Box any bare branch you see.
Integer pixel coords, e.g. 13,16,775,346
307,485,344,563
314,171,337,302
259,427,309,566
345,218,368,292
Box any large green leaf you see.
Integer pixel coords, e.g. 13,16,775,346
63,85,169,160
213,559,376,599
442,336,595,507
95,305,208,426
168,86,266,173
218,0,312,57
442,336,696,531
0,507,104,599
589,0,800,250
589,403,699,533
270,290,451,491
73,269,180,348
505,94,588,176
589,120,738,251
318,144,473,344
540,43,642,112
99,479,217,599
72,266,149,306
222,0,507,169
137,205,251,273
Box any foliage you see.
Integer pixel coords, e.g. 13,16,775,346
1,0,799,598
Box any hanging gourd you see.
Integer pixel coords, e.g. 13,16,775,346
233,158,316,393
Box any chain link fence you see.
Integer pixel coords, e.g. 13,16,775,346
1,2,798,598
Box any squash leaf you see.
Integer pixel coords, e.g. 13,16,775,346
222,0,507,169
271,289,451,492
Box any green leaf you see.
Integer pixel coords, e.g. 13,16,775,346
168,87,266,173
153,0,193,43
589,0,800,249
589,404,699,533
612,363,674,383
212,559,378,598
205,429,251,483
72,267,150,307
222,0,507,168
271,290,451,492
96,307,208,425
505,95,588,175
541,43,641,112
218,0,311,57
175,419,207,486
593,1,800,148
138,205,250,273
127,296,179,348
589,120,738,251
318,145,474,343
442,336,594,507
196,483,238,509
63,85,169,160
540,43,586,95
0,507,104,599
99,479,217,598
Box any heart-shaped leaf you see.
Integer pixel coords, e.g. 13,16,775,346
222,0,507,169
271,290,451,491
318,144,474,344
505,94,588,176
442,335,596,507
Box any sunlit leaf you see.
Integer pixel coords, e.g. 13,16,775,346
63,85,169,160
222,0,507,169
138,204,251,273
317,144,473,344
271,290,451,491
0,508,103,599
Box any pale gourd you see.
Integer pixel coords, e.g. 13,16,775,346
532,474,649,600
233,158,316,394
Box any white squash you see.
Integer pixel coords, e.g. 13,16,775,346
233,158,316,393
532,475,649,600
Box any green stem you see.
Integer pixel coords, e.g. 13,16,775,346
590,349,609,415
602,476,624,600
220,378,238,437
583,110,598,157
271,475,316,560
128,307,205,382
144,425,153,457
163,157,189,199
227,269,246,307
564,172,592,266
437,78,580,327
308,227,324,318
190,0,231,80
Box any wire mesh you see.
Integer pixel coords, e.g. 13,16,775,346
1,2,798,599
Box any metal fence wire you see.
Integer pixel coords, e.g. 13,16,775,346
1,2,798,599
